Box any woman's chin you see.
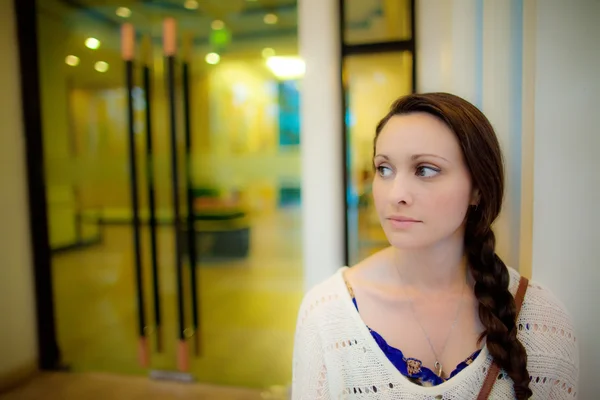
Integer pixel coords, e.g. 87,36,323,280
385,232,429,250
384,227,465,252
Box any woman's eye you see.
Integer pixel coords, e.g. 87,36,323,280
416,166,440,178
376,166,393,178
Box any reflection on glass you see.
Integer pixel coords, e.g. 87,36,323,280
344,0,412,44
345,52,414,265
37,0,302,393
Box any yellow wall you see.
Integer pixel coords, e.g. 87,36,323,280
38,10,79,248
0,0,39,392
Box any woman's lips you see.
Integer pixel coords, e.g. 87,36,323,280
387,216,422,229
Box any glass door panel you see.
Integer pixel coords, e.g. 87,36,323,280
37,0,303,392
344,0,413,44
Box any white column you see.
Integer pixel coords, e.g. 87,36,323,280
299,0,344,291
416,0,455,93
450,0,480,104
481,0,522,268
530,1,600,397
416,0,480,105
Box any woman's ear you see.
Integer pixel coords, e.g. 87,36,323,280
470,188,481,207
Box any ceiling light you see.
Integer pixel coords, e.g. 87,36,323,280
263,13,278,24
211,20,225,30
94,61,109,73
205,52,220,65
116,7,131,18
266,56,305,79
65,55,80,66
85,37,101,50
184,0,199,10
262,48,275,58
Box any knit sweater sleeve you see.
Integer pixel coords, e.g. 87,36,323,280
518,277,580,399
534,285,580,399
291,289,330,400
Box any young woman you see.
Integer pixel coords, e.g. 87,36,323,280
291,93,579,399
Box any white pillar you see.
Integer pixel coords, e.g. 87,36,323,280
416,0,480,105
299,0,344,291
481,0,522,268
450,0,480,104
416,0,455,93
530,1,600,397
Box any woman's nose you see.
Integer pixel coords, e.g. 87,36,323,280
389,175,414,205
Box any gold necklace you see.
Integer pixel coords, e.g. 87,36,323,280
395,268,467,378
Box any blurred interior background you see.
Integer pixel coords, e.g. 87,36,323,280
1,0,599,399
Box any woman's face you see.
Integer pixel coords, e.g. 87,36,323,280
372,112,478,250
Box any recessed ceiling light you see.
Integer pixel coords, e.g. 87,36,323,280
205,52,220,65
264,13,278,25
95,61,109,73
65,55,80,66
85,37,101,50
184,0,199,10
262,48,275,58
211,20,225,30
116,7,131,18
266,56,305,79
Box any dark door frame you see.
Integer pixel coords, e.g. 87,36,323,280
13,0,62,370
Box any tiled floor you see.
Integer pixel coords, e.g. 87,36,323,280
0,372,281,400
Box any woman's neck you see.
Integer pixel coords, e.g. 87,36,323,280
388,237,469,295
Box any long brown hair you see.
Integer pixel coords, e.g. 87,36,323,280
374,92,532,399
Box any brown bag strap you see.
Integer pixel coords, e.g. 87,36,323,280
476,276,529,400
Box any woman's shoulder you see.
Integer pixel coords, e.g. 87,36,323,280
302,267,348,300
506,266,579,386
295,267,350,326
506,266,574,323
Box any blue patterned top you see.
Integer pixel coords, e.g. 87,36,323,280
344,277,481,387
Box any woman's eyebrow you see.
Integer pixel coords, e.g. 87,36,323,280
374,153,451,163
373,154,389,160
411,153,450,163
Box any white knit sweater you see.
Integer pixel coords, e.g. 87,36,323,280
291,267,579,399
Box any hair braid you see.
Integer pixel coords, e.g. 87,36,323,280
465,217,532,399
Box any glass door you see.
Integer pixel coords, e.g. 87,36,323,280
36,0,303,392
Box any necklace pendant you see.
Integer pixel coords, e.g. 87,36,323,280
434,361,443,378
